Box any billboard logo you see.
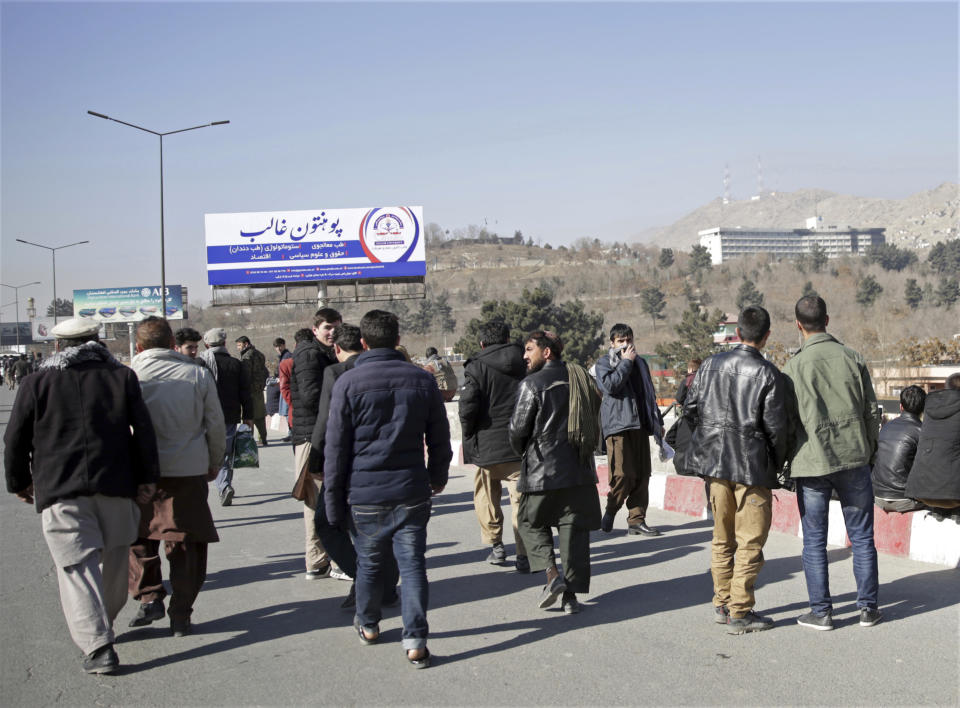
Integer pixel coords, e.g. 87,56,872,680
359,207,420,263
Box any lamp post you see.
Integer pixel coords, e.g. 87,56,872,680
0,281,41,350
87,111,229,317
16,239,90,324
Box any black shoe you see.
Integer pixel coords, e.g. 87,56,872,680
128,599,165,627
714,605,730,625
487,542,507,565
258,440,269,447
600,511,615,533
281,435,292,443
515,555,531,574
859,608,882,627
727,610,774,635
627,522,661,537
797,610,834,631
83,644,119,674
561,591,581,615
538,573,568,609
170,619,192,637
220,486,234,507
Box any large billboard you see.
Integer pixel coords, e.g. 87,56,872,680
0,322,32,347
73,285,185,322
204,206,425,286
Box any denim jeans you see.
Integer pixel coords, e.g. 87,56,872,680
796,465,879,615
351,498,431,650
215,424,238,494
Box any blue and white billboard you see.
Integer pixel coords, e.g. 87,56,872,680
73,285,185,321
204,206,425,286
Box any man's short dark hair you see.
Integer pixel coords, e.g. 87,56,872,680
333,324,362,352
795,295,828,332
294,328,314,344
314,307,342,328
235,335,251,345
137,316,174,351
946,373,960,390
273,337,286,348
900,385,926,415
737,306,771,344
609,323,633,341
425,346,438,358
478,321,510,346
526,330,563,359
175,327,202,346
360,310,399,349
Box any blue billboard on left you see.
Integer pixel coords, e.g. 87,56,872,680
73,285,185,322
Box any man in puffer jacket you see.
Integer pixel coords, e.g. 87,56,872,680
904,373,960,516
872,386,925,513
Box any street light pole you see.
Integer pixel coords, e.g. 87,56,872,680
87,111,229,318
16,239,90,324
0,281,41,350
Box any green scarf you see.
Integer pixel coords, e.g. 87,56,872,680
567,361,601,468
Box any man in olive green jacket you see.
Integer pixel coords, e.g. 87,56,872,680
783,296,882,632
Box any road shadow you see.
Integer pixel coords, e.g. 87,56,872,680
215,511,303,530
203,555,306,591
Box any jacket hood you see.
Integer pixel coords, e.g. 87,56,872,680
132,347,197,368
41,341,123,371
924,389,960,420
356,348,406,366
469,342,526,378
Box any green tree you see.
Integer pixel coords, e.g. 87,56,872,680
802,281,819,299
407,299,434,336
46,298,73,317
935,277,960,308
927,240,960,276
904,278,923,309
689,245,713,273
640,286,667,330
808,244,829,273
735,279,764,310
658,248,675,269
855,275,884,308
655,303,722,374
432,291,456,336
865,243,918,271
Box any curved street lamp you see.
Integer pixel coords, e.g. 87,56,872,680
87,111,230,317
16,239,90,324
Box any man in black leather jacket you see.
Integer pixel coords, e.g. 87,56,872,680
872,386,925,512
681,306,789,634
509,331,601,615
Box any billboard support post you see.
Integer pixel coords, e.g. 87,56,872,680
318,283,328,308
128,322,135,362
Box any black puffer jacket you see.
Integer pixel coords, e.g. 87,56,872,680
509,360,597,493
290,339,336,445
212,351,252,425
680,344,789,487
904,389,960,502
459,343,526,467
871,413,922,499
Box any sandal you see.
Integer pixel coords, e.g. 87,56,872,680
406,648,431,669
353,617,379,645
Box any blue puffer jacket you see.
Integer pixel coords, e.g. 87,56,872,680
323,348,452,526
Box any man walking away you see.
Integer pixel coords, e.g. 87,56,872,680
201,328,253,507
872,386,926,513
458,321,529,571
681,307,789,634
291,308,342,578
324,310,451,668
127,317,225,637
423,346,458,402
4,318,159,674
510,331,602,615
595,323,665,536
783,296,882,630
274,337,293,433
236,335,270,446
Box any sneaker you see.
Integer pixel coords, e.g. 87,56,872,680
537,573,568,609
714,605,730,625
727,610,774,635
627,522,661,537
561,591,581,615
797,610,834,631
487,542,507,565
859,608,882,627
330,566,351,581
128,599,165,627
515,555,531,574
600,511,615,533
304,564,331,580
82,644,119,674
220,485,234,507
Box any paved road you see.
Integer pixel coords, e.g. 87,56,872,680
1,384,958,706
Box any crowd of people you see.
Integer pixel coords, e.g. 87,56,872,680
3,295,959,675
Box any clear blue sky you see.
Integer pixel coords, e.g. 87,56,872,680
2,1,957,309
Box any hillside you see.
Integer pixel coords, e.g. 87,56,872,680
639,182,959,251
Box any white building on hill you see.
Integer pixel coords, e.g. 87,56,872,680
700,217,885,264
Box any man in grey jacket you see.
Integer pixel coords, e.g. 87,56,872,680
127,317,225,637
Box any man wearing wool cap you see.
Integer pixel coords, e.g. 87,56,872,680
4,317,160,674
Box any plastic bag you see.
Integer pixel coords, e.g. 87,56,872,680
269,413,283,432
233,425,260,468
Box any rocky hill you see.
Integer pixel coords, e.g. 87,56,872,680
638,182,959,251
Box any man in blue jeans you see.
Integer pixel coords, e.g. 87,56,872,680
323,310,451,668
783,296,882,630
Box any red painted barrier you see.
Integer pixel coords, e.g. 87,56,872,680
873,507,913,557
595,463,611,497
664,476,707,517
770,490,801,536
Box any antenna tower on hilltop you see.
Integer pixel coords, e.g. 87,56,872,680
722,163,731,205
756,155,764,197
